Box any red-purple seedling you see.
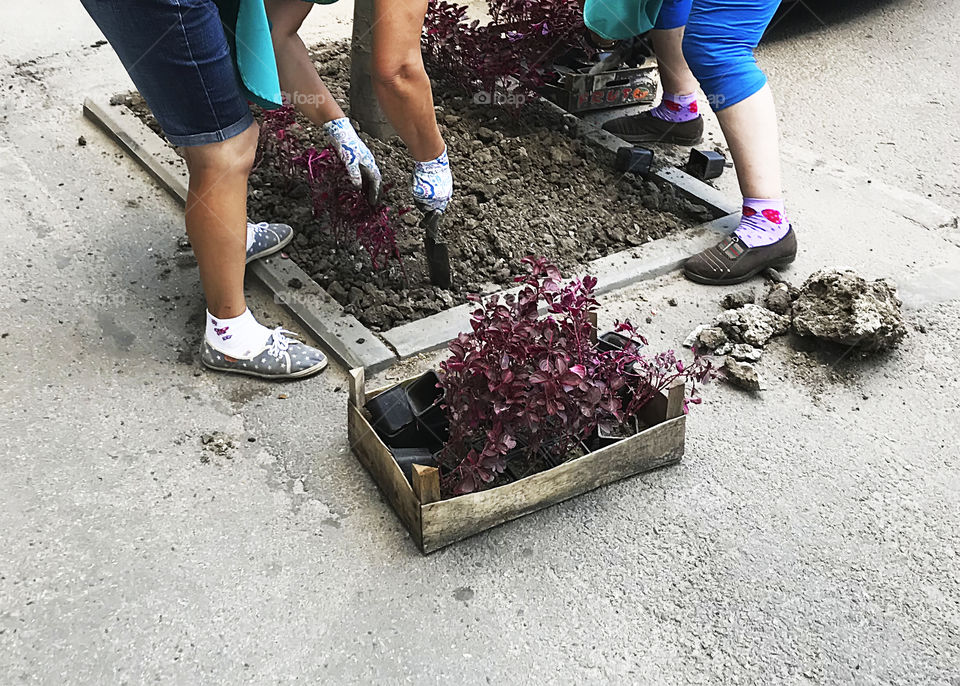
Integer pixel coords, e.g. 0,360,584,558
436,257,717,496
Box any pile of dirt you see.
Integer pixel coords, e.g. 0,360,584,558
685,268,907,391
121,41,710,331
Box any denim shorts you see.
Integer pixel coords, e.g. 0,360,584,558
81,0,254,147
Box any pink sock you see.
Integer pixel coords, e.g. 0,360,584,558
734,198,789,248
649,92,699,123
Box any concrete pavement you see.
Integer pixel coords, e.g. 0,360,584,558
1,1,959,683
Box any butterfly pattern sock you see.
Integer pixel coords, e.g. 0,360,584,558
650,91,699,123
205,309,272,360
734,198,789,248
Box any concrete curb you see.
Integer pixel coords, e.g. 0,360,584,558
540,98,740,218
84,93,737,371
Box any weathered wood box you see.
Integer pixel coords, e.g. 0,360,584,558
347,367,686,554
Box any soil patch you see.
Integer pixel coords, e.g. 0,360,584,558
121,41,708,331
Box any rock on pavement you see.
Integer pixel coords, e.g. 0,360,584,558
791,269,907,351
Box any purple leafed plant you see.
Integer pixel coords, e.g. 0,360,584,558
422,0,586,107
255,106,406,270
437,257,716,497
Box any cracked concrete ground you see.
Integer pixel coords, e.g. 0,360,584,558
1,1,959,683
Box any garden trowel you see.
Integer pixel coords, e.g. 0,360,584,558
421,210,451,290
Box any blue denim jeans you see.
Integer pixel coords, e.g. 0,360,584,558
655,0,782,111
81,0,254,146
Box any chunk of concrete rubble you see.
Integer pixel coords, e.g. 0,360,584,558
721,288,756,310
729,343,763,362
696,326,729,350
764,283,793,316
723,357,764,391
684,324,729,351
791,269,907,351
715,303,791,348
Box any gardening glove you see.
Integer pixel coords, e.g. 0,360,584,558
412,147,453,213
322,117,383,206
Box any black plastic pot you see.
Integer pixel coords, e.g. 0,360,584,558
686,148,725,181
597,330,645,353
364,385,420,448
592,417,640,449
615,145,654,175
539,439,590,467
391,447,439,484
406,370,449,450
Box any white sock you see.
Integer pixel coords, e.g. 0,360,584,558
245,222,256,252
205,309,272,359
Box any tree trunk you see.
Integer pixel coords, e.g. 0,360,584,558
349,0,394,140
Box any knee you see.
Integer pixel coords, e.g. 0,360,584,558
186,120,259,179
682,32,764,110
680,32,714,85
371,56,422,94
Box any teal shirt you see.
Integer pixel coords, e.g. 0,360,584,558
583,0,665,40
215,0,342,110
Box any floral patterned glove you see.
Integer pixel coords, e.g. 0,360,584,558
412,148,453,213
322,117,382,205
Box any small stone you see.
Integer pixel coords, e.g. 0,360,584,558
356,337,366,344
287,277,303,290
723,358,764,391
278,393,288,400
177,234,192,250
292,479,305,495
348,286,364,306
729,343,763,362
550,147,571,165
477,127,496,143
721,288,756,310
683,324,706,348
667,297,678,307
77,135,87,147
443,114,461,126
696,326,728,350
326,280,348,302
201,433,213,445
715,304,790,347
764,283,792,315
764,267,786,284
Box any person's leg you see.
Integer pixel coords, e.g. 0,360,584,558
181,125,259,320
371,0,445,162
681,0,794,284
79,0,327,375
651,27,697,98
602,0,704,144
265,0,346,125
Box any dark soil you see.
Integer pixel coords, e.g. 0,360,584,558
122,41,711,331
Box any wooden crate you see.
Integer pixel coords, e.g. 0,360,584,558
348,367,686,554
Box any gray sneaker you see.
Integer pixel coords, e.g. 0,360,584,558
200,327,328,379
246,221,293,264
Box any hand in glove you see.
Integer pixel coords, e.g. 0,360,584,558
322,117,383,206
412,148,453,213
